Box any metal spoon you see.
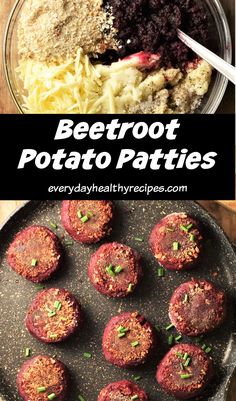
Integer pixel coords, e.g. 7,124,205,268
177,29,235,85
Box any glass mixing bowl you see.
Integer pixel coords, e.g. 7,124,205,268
3,0,232,114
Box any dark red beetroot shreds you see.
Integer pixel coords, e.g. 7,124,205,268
106,0,209,69
102,311,156,368
156,344,213,399
98,380,149,401
17,355,69,401
25,288,83,343
149,213,202,271
169,279,226,337
88,242,142,298
61,200,113,244
7,225,62,283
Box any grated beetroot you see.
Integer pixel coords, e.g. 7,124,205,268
106,0,209,69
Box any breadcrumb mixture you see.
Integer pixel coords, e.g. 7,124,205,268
18,0,118,62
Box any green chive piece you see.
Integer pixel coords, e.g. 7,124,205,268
48,310,56,318
60,316,67,321
77,210,83,218
37,386,46,393
25,348,31,357
180,362,184,370
31,258,38,267
180,374,192,379
118,332,126,338
187,224,193,230
48,393,56,400
114,265,123,274
184,357,191,367
183,294,189,303
176,352,183,358
201,344,207,350
87,210,93,217
183,353,189,361
175,335,182,342
166,323,174,331
173,241,180,251
190,234,195,242
65,240,74,246
157,267,165,277
83,352,92,358
205,347,212,354
50,222,58,229
180,224,189,232
134,237,144,242
131,396,139,400
168,335,174,345
127,283,133,293
78,396,85,401
117,326,129,333
81,215,89,223
133,376,141,381
35,284,45,290
106,265,115,277
131,341,139,347
49,334,58,339
54,301,62,311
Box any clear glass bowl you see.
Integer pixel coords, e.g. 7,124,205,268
3,0,232,114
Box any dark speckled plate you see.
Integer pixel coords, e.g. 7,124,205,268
0,201,236,401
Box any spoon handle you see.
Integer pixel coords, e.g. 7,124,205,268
177,29,235,85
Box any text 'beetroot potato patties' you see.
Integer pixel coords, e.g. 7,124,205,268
25,288,82,343
102,311,156,368
149,213,202,271
17,355,69,401
61,200,113,244
98,380,149,401
156,344,213,399
88,242,142,297
169,279,226,337
7,225,62,282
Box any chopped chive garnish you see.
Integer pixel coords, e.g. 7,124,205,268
183,294,189,303
25,348,31,357
190,234,195,242
49,334,58,339
201,344,207,350
37,386,46,393
187,223,193,230
176,352,183,358
117,326,129,333
106,265,115,277
184,357,191,367
180,374,192,379
77,210,83,218
180,362,184,370
131,341,139,347
131,396,139,400
180,225,189,232
168,335,174,345
83,352,92,358
54,301,62,310
118,332,126,338
166,323,174,331
60,316,67,321
31,258,38,267
78,396,85,401
127,283,133,293
87,210,93,217
65,240,74,245
173,241,180,251
133,376,141,381
48,394,56,400
81,215,89,223
50,222,58,229
205,347,212,354
157,267,165,277
48,310,56,318
134,237,144,242
183,353,189,361
114,265,123,274
175,335,182,342
35,284,45,290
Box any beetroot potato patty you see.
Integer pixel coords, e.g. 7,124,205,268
7,225,62,282
25,288,82,343
17,355,69,401
98,380,149,401
149,213,202,271
61,200,113,244
156,344,213,399
169,279,226,337
88,242,142,297
102,311,156,368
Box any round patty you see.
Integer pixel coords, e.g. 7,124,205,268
149,213,202,271
7,225,62,282
156,344,213,399
102,311,156,368
17,355,69,401
88,242,142,298
169,279,226,337
25,288,82,343
98,380,149,401
61,200,113,244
